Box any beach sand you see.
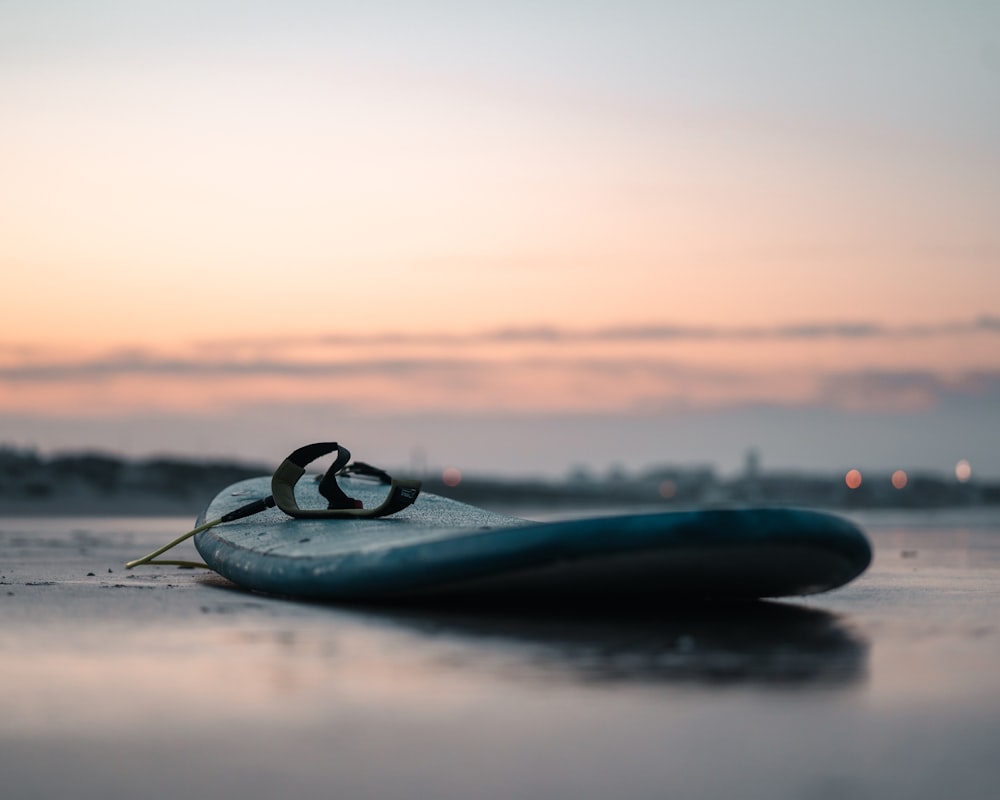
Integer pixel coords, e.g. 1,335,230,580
2,511,999,799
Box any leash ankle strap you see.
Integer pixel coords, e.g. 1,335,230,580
271,442,421,519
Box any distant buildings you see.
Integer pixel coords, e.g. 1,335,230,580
0,445,995,514
0,446,269,514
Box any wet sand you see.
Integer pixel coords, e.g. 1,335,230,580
2,511,999,799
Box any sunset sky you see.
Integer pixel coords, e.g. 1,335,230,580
3,1,999,479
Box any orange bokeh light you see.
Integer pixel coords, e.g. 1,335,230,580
955,460,972,483
442,467,462,487
891,469,908,490
845,469,862,490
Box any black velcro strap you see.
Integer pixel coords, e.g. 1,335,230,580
271,441,421,520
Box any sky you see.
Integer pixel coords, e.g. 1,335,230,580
2,1,999,479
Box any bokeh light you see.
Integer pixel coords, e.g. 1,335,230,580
658,480,677,500
442,467,462,487
891,469,908,490
955,459,972,483
845,469,862,490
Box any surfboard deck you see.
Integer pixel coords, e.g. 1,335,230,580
193,476,872,602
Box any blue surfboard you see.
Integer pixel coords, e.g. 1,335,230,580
192,475,871,602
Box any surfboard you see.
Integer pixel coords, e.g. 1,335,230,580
192,475,872,602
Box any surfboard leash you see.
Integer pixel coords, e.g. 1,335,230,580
125,442,421,569
124,495,277,569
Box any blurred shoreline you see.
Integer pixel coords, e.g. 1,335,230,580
1,446,996,516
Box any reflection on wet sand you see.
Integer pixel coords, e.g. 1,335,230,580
339,598,869,689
